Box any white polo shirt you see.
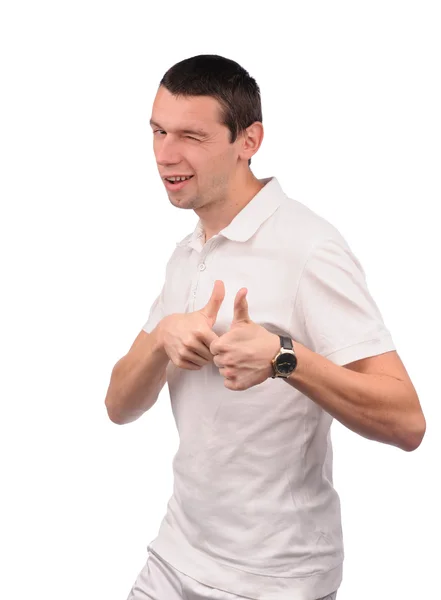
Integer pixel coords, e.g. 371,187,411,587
142,176,396,600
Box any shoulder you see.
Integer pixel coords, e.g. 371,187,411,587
273,194,348,259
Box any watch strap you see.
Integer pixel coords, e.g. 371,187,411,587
279,335,293,351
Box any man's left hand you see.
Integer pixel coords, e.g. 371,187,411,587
210,287,281,391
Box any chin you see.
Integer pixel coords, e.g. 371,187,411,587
168,196,196,209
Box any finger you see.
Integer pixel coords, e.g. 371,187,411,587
174,358,203,370
213,355,224,368
219,367,234,379
200,328,219,351
188,339,214,362
232,288,250,324
180,348,211,367
200,280,225,325
224,378,238,390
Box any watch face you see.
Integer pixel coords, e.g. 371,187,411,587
276,352,297,374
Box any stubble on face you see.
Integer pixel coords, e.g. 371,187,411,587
167,171,231,211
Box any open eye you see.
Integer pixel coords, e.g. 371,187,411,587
153,130,165,136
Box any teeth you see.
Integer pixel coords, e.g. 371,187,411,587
167,176,192,182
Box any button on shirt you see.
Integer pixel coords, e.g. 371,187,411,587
142,176,396,600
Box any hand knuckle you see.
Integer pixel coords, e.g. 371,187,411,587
195,324,206,337
183,334,195,347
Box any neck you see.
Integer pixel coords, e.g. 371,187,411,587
195,171,266,242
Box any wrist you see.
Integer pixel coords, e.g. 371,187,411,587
267,331,280,379
151,319,168,357
282,340,306,383
270,335,298,379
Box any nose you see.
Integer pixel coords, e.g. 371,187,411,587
155,135,182,167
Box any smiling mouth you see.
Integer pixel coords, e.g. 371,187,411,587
164,175,194,183
164,175,195,190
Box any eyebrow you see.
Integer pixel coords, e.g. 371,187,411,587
149,119,209,137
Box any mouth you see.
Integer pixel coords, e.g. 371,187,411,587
163,175,194,191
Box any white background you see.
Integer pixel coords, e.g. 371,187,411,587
1,1,440,599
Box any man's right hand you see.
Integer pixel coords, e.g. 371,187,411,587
156,280,225,370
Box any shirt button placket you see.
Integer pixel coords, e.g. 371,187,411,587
190,237,219,311
192,262,206,310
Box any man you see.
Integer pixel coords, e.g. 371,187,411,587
105,55,426,600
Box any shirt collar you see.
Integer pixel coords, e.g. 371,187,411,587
176,176,286,248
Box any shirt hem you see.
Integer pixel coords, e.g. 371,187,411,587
147,521,343,600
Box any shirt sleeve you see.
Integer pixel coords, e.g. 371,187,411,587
292,235,396,366
141,245,182,334
142,282,166,333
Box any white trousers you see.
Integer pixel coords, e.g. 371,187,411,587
126,550,338,600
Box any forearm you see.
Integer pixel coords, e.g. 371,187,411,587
105,324,170,424
285,341,422,451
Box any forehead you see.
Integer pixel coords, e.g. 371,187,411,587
151,86,223,133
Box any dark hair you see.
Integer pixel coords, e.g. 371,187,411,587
159,55,262,166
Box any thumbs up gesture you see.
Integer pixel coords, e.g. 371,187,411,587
158,280,225,371
210,287,281,391
198,279,226,329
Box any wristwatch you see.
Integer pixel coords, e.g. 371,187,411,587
271,335,298,378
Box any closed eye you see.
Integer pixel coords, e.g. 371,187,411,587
153,130,200,141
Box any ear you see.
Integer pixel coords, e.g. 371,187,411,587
238,122,264,164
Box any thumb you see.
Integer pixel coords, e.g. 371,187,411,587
199,280,225,326
232,288,251,325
